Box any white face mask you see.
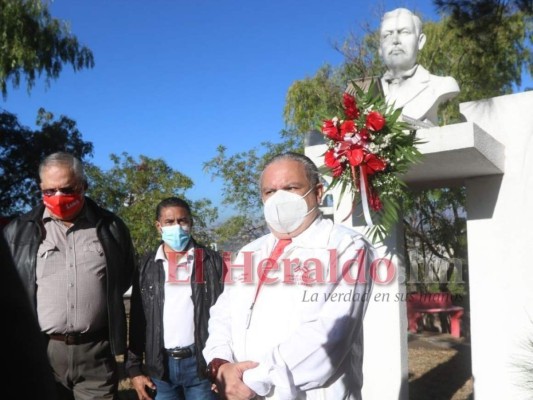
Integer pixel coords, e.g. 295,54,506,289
263,187,316,234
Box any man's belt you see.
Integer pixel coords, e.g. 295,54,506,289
47,328,108,345
166,345,194,359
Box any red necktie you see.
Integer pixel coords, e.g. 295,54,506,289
268,239,292,262
246,238,292,328
255,239,292,301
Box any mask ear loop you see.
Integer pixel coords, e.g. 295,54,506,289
301,185,321,218
301,186,314,199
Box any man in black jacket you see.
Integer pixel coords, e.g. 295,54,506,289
3,152,135,400
127,197,225,400
1,234,57,399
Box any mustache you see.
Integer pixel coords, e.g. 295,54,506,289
388,47,405,54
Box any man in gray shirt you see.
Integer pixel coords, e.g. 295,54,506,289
3,152,135,400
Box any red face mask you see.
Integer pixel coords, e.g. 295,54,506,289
43,194,84,220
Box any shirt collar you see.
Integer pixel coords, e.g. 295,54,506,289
155,243,195,263
277,216,333,249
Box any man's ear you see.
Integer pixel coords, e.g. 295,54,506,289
155,221,162,234
418,33,427,51
315,183,324,204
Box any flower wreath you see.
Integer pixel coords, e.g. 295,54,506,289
320,80,422,241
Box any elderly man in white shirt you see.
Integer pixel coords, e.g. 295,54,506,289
203,152,375,400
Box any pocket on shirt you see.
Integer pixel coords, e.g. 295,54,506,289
83,240,104,256
81,240,106,277
37,243,61,278
39,244,59,258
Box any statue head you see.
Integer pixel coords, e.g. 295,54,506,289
379,8,426,75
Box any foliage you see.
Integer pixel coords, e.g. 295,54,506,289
321,82,422,242
334,28,384,80
283,65,346,134
0,108,93,215
514,324,533,394
0,0,94,97
203,131,302,247
419,2,532,121
204,146,263,214
213,215,268,253
403,187,468,293
86,153,218,257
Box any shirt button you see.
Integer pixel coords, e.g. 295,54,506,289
69,283,74,287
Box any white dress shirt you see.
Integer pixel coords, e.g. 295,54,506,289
156,245,195,348
203,217,375,399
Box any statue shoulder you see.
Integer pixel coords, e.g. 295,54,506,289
427,72,460,94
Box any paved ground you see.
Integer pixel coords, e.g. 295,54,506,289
118,331,474,400
408,332,473,400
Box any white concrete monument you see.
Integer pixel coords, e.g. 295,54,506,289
305,7,533,397
306,89,533,399
305,9,533,394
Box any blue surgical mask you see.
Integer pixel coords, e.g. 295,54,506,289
161,225,191,251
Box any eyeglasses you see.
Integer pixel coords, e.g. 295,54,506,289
41,186,79,197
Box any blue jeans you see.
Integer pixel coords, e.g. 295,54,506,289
152,352,215,400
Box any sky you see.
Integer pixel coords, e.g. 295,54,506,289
2,0,527,220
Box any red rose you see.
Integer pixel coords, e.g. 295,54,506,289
322,119,342,141
324,149,339,167
365,111,386,131
343,93,360,119
340,120,356,137
364,153,387,174
346,145,364,167
324,149,344,177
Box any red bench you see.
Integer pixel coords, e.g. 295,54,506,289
406,292,464,338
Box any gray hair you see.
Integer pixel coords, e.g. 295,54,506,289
381,8,423,37
260,152,320,188
39,152,86,184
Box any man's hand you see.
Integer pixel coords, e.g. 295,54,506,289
215,361,259,400
131,375,157,400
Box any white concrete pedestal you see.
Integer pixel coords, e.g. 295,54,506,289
460,91,533,399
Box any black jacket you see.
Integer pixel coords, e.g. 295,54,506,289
126,239,225,380
1,235,58,400
2,197,135,356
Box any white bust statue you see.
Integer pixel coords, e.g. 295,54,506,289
379,8,460,126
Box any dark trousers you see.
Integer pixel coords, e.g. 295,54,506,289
47,338,118,400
